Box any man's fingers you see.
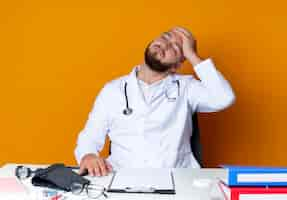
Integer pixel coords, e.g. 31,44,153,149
93,162,101,176
87,166,95,176
79,154,112,177
172,28,195,45
172,29,189,41
172,30,189,45
172,27,192,37
105,160,113,172
97,159,108,176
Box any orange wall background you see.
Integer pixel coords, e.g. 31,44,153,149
1,0,287,167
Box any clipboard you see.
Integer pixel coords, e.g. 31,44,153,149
107,168,176,194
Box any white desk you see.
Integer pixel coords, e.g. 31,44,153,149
0,164,227,200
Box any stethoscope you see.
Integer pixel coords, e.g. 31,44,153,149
15,165,81,180
122,79,180,115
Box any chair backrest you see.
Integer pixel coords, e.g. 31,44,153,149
108,113,203,167
190,113,203,167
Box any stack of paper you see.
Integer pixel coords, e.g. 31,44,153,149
219,165,287,200
108,168,175,194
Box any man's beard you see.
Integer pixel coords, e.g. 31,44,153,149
144,43,175,73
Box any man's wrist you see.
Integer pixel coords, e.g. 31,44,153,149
186,53,203,66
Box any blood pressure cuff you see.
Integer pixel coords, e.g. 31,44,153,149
31,163,90,191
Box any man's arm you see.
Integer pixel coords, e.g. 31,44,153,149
187,57,235,112
173,27,235,112
74,87,112,176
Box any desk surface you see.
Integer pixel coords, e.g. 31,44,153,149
0,163,227,200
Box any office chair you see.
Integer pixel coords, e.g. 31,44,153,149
108,112,203,167
190,113,203,167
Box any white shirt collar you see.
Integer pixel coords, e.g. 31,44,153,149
133,65,172,88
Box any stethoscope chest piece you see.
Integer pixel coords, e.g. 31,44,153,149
123,82,133,116
123,108,133,115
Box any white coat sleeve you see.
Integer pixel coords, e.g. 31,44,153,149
187,58,236,112
74,87,110,164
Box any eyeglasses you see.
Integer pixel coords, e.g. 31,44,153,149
15,165,108,199
71,182,108,199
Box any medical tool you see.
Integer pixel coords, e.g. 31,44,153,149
123,80,180,115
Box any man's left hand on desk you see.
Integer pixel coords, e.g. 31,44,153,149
79,153,113,177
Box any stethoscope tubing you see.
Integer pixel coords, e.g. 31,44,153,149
122,80,180,115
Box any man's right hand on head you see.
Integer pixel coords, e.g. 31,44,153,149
79,153,113,176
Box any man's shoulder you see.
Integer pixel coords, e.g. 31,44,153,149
173,74,196,83
100,75,128,95
105,75,128,88
172,74,200,92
